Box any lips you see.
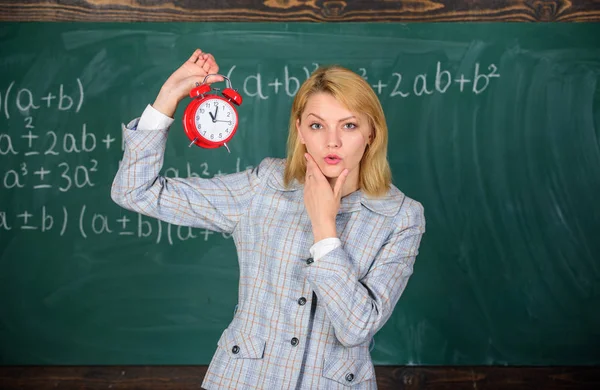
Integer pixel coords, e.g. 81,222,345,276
324,154,342,165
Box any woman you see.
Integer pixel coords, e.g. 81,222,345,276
112,49,425,389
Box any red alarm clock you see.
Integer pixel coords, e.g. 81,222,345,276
182,74,243,152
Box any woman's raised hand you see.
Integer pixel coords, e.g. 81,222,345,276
153,49,223,118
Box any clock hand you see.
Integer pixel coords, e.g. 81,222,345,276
213,106,219,120
215,120,232,123
209,111,215,121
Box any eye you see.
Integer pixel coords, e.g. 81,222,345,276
343,122,358,130
309,123,323,130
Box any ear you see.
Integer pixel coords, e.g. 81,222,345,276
296,118,305,144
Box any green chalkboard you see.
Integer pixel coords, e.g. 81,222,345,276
0,22,599,366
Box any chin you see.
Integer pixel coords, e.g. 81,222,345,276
321,164,345,178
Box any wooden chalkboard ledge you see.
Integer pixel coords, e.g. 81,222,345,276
0,366,599,389
0,0,599,22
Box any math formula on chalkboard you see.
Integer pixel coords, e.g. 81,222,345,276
225,61,500,100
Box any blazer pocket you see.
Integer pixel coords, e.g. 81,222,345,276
217,328,266,359
323,357,375,386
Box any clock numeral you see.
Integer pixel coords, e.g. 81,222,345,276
200,109,205,113
219,133,222,138
227,112,231,117
210,134,214,139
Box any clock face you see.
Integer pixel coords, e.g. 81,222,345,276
194,98,237,143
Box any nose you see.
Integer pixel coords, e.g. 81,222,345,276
326,127,341,149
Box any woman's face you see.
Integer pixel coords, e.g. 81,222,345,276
296,92,372,190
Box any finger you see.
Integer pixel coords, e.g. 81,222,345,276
206,53,219,72
202,53,225,84
305,153,320,183
187,49,202,63
200,54,213,73
304,153,312,179
306,154,328,186
206,54,225,82
333,169,349,198
205,54,225,83
193,55,209,79
194,53,208,65
304,153,315,176
306,153,327,179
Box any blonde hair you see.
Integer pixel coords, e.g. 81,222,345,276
283,65,392,197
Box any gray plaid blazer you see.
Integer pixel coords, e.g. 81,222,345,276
111,119,426,389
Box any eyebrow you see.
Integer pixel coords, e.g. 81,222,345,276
306,113,357,122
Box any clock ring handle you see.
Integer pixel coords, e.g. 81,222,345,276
199,74,234,90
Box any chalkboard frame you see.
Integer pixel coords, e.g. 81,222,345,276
0,0,599,22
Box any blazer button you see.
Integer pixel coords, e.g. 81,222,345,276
232,345,240,354
291,337,299,346
345,373,354,382
306,257,314,265
297,297,307,306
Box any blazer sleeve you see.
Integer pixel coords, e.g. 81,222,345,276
303,199,425,348
111,118,269,234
